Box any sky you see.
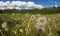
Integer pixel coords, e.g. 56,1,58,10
0,0,60,10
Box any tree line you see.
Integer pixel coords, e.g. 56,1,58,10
0,6,60,14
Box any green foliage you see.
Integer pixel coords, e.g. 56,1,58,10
0,6,60,14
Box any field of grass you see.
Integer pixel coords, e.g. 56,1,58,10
0,13,60,36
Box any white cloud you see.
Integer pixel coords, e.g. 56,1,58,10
36,5,44,9
0,1,10,7
0,1,3,6
24,7,29,9
26,2,36,7
0,1,44,10
54,5,58,8
10,1,26,6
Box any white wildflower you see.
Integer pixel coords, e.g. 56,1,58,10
14,18,17,21
31,15,36,21
23,20,26,23
48,18,51,21
2,22,7,28
25,13,29,17
5,28,8,31
36,24,43,29
35,16,47,32
12,13,15,16
36,25,45,32
19,29,23,33
36,16,47,26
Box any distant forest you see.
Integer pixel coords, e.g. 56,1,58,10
0,6,60,14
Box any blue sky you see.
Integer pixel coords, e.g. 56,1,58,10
0,0,60,7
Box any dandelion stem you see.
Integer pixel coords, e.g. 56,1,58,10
26,18,31,36
0,29,4,36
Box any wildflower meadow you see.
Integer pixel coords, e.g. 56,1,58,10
0,13,60,36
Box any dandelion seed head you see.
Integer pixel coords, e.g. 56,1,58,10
12,13,15,16
2,22,7,28
36,16,47,26
35,24,43,29
35,16,47,32
19,29,23,33
31,15,36,21
23,20,26,23
14,18,17,21
28,28,31,32
25,13,29,17
5,28,8,31
48,18,51,21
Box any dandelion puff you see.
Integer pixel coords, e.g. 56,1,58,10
25,13,29,17
12,13,15,16
36,24,46,32
19,29,23,33
48,18,51,21
35,24,43,30
2,22,7,28
28,28,31,32
31,15,36,21
23,20,26,23
14,18,17,21
36,16,47,26
5,28,8,31
35,16,47,33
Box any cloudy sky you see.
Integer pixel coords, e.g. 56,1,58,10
0,0,60,10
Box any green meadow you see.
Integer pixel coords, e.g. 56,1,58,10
0,13,60,36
